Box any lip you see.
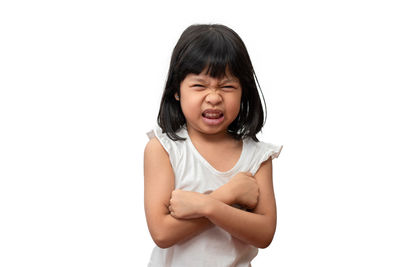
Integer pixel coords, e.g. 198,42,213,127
202,109,224,126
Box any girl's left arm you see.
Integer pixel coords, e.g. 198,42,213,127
169,158,277,248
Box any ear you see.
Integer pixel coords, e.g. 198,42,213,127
174,93,180,101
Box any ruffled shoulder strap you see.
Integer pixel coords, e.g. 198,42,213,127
146,125,185,169
146,125,175,155
246,140,283,175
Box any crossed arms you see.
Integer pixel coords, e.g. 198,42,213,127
144,137,277,249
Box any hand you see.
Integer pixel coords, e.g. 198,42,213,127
169,190,210,219
225,172,259,209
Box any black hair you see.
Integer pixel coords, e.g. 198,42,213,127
157,24,266,141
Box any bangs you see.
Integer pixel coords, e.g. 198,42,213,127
177,28,240,79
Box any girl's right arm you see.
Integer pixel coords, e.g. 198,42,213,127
144,137,257,248
144,137,210,248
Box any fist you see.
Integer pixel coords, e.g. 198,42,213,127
228,172,259,209
169,190,209,219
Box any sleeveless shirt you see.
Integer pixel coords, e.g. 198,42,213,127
147,125,282,267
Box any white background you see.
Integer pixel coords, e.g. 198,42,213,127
1,0,399,266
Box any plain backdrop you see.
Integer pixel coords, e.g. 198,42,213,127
1,0,399,266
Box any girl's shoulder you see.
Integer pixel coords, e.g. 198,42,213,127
245,139,283,159
146,125,186,158
243,138,283,175
144,136,167,161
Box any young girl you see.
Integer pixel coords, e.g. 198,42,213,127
144,24,282,267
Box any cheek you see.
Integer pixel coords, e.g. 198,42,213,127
226,95,242,117
180,93,200,116
232,102,241,118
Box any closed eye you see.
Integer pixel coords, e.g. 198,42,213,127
222,85,237,91
191,84,206,91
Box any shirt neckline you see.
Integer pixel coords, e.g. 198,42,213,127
182,127,247,177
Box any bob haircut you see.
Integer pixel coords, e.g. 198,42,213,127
157,24,266,141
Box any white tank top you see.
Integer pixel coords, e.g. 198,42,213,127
147,125,282,267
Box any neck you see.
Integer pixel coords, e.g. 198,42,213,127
187,127,234,145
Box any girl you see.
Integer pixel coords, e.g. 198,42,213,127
144,24,282,267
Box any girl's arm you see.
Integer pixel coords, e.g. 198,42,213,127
144,137,258,248
169,159,277,248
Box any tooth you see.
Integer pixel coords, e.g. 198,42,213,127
205,113,219,119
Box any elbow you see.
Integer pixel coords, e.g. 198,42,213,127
154,239,172,249
154,241,171,249
255,231,275,249
147,215,183,248
257,238,273,249
256,219,276,248
151,231,174,249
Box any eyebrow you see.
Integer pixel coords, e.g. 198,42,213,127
190,77,207,83
220,78,238,83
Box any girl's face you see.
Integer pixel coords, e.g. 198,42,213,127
177,68,242,138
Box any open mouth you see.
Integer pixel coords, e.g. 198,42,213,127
202,110,223,119
201,109,224,126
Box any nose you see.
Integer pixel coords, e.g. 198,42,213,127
205,91,222,105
